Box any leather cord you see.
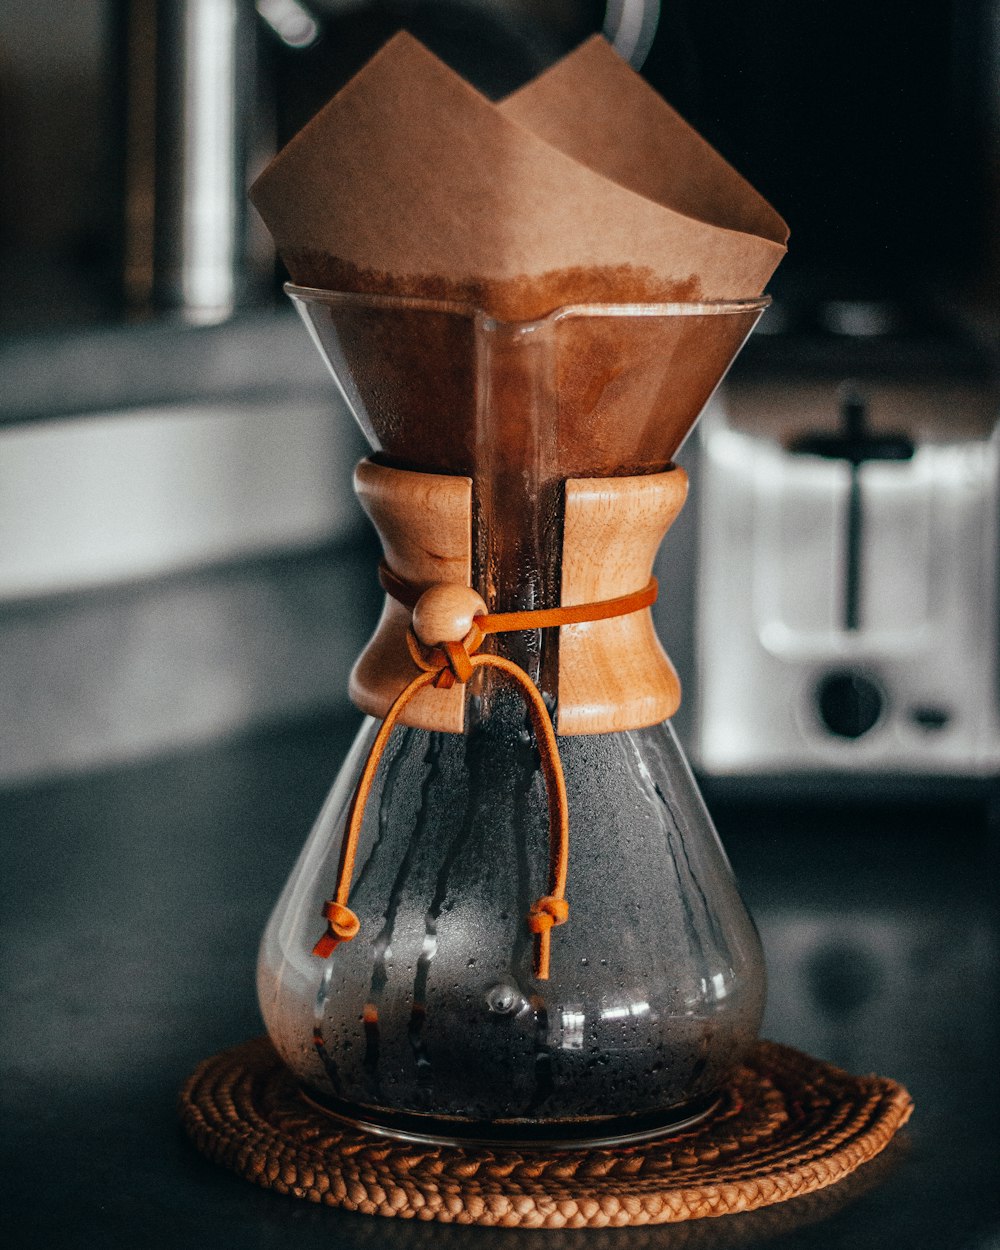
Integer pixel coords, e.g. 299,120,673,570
313,568,659,980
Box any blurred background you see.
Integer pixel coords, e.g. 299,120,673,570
2,6,999,1247
1,0,998,789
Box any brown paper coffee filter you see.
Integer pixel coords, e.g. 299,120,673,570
250,32,786,319
499,35,788,252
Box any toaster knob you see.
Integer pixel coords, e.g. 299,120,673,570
814,670,884,739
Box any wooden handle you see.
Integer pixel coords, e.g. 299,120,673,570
349,460,687,735
557,470,688,735
349,460,473,733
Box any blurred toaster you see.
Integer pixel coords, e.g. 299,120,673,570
691,373,1000,782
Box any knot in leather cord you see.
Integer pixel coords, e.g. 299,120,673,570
527,896,570,979
527,895,570,932
312,900,361,958
313,568,658,980
405,624,484,689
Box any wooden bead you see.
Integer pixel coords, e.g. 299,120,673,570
412,584,487,646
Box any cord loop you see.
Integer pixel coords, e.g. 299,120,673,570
313,570,658,979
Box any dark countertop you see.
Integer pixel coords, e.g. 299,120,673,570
3,716,998,1249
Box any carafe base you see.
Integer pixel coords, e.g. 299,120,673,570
298,1086,722,1150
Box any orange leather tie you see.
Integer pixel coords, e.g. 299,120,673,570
313,565,659,980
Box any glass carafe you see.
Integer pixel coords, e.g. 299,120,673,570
258,288,768,1145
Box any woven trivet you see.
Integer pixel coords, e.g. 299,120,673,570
179,1037,912,1230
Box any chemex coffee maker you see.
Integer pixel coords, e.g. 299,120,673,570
259,285,772,1144
244,30,792,1145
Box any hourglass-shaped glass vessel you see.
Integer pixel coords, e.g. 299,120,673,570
258,286,768,1145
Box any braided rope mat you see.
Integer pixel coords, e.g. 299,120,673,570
179,1037,912,1229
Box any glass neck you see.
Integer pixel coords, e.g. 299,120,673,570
472,320,561,699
